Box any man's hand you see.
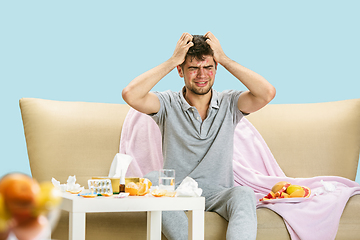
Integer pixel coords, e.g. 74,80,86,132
204,31,228,65
204,31,276,114
122,33,194,115
171,33,194,66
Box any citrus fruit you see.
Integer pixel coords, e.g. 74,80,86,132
151,189,167,197
140,178,152,189
260,182,311,201
0,173,40,224
34,181,62,216
286,185,303,195
0,194,10,232
125,182,147,196
302,186,311,198
286,185,311,198
271,181,290,193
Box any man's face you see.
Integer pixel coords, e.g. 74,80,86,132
177,55,217,96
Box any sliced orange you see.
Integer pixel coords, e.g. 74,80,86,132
125,182,149,196
66,190,82,194
80,194,97,198
151,189,167,197
164,191,176,197
140,178,152,189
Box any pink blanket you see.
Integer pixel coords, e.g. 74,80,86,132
120,107,360,240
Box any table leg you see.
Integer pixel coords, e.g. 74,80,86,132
147,211,162,240
188,210,204,240
69,212,86,240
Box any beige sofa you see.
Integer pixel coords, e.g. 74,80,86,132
20,98,360,240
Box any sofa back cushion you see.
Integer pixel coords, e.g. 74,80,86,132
20,98,130,186
20,98,360,185
246,99,360,180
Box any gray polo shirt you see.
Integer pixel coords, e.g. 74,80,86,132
151,88,245,190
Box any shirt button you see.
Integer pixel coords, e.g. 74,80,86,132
197,117,200,120
191,108,194,112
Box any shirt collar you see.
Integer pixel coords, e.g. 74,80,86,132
180,87,219,111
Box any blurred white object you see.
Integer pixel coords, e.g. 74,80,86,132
175,177,203,197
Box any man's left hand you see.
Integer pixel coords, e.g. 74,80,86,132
204,31,228,65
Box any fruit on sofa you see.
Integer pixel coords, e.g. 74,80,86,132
271,181,291,193
301,186,311,198
260,181,311,201
286,185,311,198
286,185,302,195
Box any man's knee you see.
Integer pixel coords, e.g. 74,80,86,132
229,186,256,199
227,186,257,210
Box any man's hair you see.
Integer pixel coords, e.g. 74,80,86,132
180,34,214,68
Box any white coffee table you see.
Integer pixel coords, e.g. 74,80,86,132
60,192,205,240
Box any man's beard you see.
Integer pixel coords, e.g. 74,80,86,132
188,83,213,95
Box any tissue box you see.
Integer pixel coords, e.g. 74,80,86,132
92,177,139,193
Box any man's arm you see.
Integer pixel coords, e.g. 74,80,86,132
122,33,194,114
205,32,276,114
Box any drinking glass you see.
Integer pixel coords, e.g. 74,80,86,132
159,169,175,192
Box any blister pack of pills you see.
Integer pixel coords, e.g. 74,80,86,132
88,179,113,196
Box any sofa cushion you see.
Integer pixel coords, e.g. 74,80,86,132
246,99,360,180
20,98,130,186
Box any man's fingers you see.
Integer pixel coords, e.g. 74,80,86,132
204,31,214,39
186,41,194,48
180,32,192,42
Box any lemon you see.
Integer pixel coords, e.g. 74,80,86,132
286,185,303,195
0,195,10,232
34,182,62,216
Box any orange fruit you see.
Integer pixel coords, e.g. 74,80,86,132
0,173,40,224
125,178,152,196
151,189,167,197
125,182,148,196
140,178,152,189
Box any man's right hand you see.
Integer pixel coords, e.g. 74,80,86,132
122,33,194,115
171,33,194,66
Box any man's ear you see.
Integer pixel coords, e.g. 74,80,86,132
177,65,184,78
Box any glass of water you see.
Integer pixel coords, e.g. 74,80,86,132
159,169,175,192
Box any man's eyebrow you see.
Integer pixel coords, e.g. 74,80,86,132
188,64,214,69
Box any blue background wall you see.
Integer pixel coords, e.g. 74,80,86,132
1,1,359,183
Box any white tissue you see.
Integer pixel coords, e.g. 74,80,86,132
312,180,337,196
108,153,133,178
52,176,84,192
321,180,336,192
175,177,203,197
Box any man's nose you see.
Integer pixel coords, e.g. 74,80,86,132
197,67,206,77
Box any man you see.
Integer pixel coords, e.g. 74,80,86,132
122,32,276,240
